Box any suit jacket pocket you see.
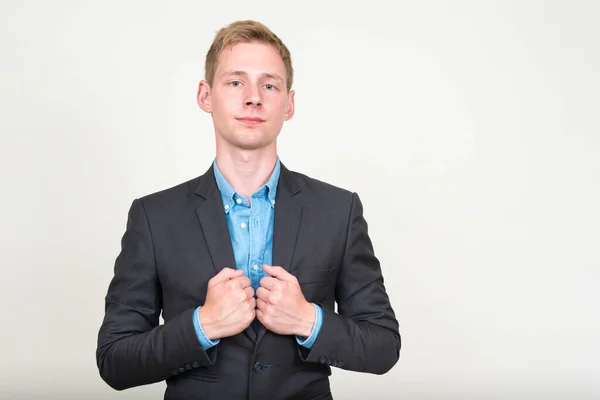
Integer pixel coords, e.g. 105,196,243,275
296,268,338,285
184,368,218,383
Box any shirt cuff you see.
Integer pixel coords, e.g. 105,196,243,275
296,303,323,349
193,306,220,350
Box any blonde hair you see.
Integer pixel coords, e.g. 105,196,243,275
205,20,294,91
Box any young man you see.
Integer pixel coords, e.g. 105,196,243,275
96,20,400,399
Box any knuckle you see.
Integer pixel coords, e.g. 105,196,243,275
227,280,238,290
265,303,274,315
263,314,272,325
271,292,280,304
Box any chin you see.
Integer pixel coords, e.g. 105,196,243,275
232,140,274,151
216,128,278,151
235,132,277,149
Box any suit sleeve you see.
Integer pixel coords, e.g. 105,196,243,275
298,192,401,374
96,199,216,390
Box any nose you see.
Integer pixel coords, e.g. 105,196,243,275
244,84,262,107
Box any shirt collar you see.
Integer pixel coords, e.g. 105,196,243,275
213,157,280,212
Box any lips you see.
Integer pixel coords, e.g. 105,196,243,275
237,117,265,124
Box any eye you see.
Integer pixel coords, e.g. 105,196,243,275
264,84,277,91
229,81,242,87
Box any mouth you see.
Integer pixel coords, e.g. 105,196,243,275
237,117,265,125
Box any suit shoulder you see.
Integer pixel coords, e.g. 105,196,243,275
288,169,355,202
136,175,202,210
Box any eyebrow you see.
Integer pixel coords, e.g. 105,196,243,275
220,70,284,83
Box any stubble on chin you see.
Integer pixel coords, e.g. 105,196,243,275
216,130,276,152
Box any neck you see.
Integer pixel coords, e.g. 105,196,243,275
215,143,278,200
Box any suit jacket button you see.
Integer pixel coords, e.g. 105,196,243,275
185,364,192,370
338,360,344,367
319,356,327,364
171,370,179,376
192,361,200,368
326,357,333,365
253,362,264,374
178,367,185,373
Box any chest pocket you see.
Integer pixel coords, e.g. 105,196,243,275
295,267,338,305
296,267,338,285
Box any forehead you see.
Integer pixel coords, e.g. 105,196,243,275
215,41,286,79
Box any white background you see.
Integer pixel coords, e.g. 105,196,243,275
1,1,599,399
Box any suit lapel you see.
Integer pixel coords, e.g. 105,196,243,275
271,178,303,275
194,166,236,276
255,164,303,344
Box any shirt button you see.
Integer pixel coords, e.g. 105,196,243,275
241,222,247,229
272,200,276,205
236,198,242,204
253,264,258,271
224,204,230,210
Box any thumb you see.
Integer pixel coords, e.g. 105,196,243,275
210,267,244,286
263,265,295,282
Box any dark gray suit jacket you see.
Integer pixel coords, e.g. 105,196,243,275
96,163,400,399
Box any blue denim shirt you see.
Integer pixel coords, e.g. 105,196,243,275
193,158,323,349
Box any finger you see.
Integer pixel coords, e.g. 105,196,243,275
262,265,297,283
229,276,251,289
256,308,265,324
256,286,269,300
248,297,256,309
209,267,244,286
256,298,268,310
260,276,278,290
244,286,255,299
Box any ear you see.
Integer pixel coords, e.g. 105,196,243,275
197,80,212,113
284,89,295,121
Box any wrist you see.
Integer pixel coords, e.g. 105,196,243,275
297,302,316,338
198,307,219,340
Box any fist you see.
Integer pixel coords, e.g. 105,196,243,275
199,268,255,339
256,265,315,337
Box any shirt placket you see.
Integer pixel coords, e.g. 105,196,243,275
247,199,257,291
251,196,269,291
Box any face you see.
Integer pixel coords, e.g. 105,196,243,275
197,41,295,152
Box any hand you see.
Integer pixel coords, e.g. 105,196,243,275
199,268,255,340
256,265,315,337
